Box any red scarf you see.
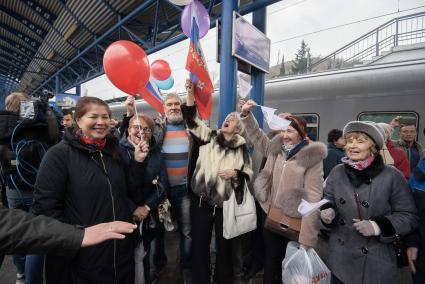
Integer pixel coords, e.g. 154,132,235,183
75,130,107,151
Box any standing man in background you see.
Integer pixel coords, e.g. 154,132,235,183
323,129,346,178
153,91,193,284
396,123,424,171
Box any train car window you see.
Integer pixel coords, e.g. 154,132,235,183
357,111,419,141
293,113,319,141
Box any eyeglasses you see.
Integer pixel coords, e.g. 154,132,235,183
131,125,152,133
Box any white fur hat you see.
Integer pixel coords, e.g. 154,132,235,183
343,121,385,150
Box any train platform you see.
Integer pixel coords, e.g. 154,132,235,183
0,229,263,284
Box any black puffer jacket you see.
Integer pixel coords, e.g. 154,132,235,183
33,129,143,284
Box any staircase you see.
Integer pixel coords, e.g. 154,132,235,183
310,11,425,72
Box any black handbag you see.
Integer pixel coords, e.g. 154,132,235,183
393,235,408,268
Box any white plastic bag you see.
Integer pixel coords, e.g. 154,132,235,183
134,222,146,284
223,181,257,239
282,241,331,284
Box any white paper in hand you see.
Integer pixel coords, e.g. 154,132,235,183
259,105,291,131
237,73,252,98
298,199,330,216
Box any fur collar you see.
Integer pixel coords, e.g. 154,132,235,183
344,154,385,187
268,136,327,169
215,130,246,149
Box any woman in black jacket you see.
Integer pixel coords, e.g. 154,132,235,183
33,96,147,284
119,113,168,283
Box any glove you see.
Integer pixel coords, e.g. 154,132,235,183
320,208,335,224
352,219,381,236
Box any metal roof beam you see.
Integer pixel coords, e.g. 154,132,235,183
30,0,158,95
57,0,96,36
19,0,80,51
0,34,37,56
121,26,148,46
0,48,30,65
99,0,121,18
152,0,161,46
0,23,40,48
0,3,48,36
20,0,57,26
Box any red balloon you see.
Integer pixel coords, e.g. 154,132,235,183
150,59,171,81
103,40,150,96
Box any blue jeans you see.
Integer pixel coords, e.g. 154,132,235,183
7,194,44,284
168,185,192,272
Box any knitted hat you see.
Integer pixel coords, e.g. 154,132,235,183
343,121,385,150
286,115,307,139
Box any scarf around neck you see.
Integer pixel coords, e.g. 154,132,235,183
342,154,375,171
75,129,106,151
282,139,309,160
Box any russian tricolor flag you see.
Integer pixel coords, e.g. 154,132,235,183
138,80,164,115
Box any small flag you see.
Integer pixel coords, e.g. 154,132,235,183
138,80,164,115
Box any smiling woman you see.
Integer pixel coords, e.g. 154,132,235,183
321,120,418,284
32,96,147,284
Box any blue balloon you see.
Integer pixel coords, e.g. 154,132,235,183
154,76,174,90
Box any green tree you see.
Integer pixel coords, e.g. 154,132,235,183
291,40,312,74
279,54,285,76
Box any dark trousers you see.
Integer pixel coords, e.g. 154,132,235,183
191,196,234,284
262,210,289,284
244,201,265,272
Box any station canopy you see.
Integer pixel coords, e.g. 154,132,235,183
0,0,277,101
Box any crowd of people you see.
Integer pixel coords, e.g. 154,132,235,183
0,82,424,284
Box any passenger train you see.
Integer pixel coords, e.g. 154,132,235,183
109,59,425,145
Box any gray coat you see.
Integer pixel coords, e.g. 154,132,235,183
323,156,418,284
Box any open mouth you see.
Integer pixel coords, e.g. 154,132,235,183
223,122,229,128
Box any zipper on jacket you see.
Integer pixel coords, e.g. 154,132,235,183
99,151,118,283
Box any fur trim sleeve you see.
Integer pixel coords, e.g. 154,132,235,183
181,104,212,142
299,161,324,247
181,104,198,129
240,112,271,157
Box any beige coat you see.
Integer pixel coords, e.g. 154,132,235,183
241,113,327,247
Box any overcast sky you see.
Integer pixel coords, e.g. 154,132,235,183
76,0,425,100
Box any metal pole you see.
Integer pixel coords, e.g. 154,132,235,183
394,18,399,47
75,84,81,96
55,75,61,94
218,0,238,126
251,0,266,128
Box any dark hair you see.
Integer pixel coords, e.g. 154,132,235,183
73,97,121,161
74,97,111,120
327,129,343,143
62,108,74,116
286,115,307,139
399,124,416,131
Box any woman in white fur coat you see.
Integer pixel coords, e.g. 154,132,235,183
181,81,253,284
240,99,327,284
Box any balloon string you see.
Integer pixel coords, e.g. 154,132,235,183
133,94,144,141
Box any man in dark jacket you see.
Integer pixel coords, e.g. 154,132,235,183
397,124,424,171
0,208,136,267
406,158,425,283
323,129,346,178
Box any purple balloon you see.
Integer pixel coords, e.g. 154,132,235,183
181,0,210,39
